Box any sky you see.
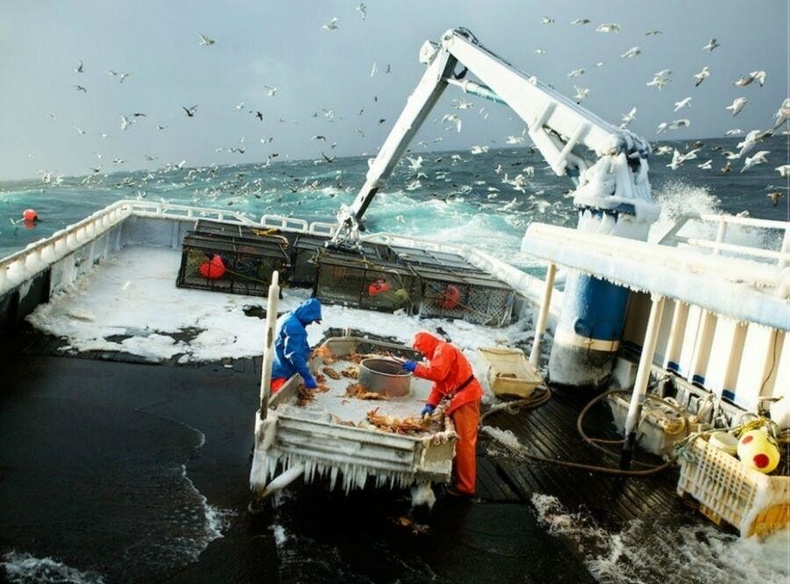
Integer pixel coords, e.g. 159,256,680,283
1,0,787,181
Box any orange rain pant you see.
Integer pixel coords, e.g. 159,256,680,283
451,399,480,495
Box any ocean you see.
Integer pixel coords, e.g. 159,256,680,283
1,135,788,263
1,135,789,583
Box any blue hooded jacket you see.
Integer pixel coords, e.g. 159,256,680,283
271,298,322,385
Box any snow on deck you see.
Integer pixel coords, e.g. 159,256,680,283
25,246,522,402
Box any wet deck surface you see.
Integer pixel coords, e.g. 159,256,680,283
0,325,707,583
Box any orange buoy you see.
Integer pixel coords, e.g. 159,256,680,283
438,284,461,309
368,279,391,297
22,209,38,222
199,255,226,279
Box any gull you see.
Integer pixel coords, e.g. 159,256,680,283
74,85,87,93
322,17,339,31
697,159,712,170
235,101,245,110
693,66,710,87
406,155,423,170
470,145,489,154
668,119,690,130
645,30,662,36
198,33,215,46
776,164,790,178
656,122,668,134
370,61,378,76
442,114,462,132
183,105,198,117
772,98,790,129
120,115,133,130
541,16,555,24
620,106,637,126
654,145,673,155
767,191,784,207
568,68,585,78
74,127,86,135
535,48,547,55
311,135,327,141
674,97,692,112
725,97,748,116
703,38,719,52
74,60,84,73
720,161,732,174
264,85,278,96
596,23,621,33
573,86,589,102
740,150,769,173
620,46,641,58
453,98,473,109
646,69,671,90
356,2,366,20
725,129,743,136
570,18,590,25
505,135,524,145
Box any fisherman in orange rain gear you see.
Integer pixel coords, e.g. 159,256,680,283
401,331,483,497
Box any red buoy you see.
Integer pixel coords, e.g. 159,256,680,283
22,209,38,222
438,284,461,309
368,279,391,297
199,255,226,279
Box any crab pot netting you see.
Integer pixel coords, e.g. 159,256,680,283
176,230,290,297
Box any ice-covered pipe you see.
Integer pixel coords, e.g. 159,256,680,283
548,143,659,387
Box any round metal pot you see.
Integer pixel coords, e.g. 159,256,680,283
358,358,412,398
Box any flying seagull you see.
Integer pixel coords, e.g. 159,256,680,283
693,66,710,87
596,23,621,33
322,17,339,31
183,105,198,117
703,38,719,52
74,60,84,73
620,46,641,58
355,2,366,20
198,33,215,46
725,97,748,116
674,97,692,112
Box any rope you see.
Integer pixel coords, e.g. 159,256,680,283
480,385,680,476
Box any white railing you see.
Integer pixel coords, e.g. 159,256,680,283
0,200,340,296
656,213,790,267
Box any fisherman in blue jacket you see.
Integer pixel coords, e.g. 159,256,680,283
270,298,322,393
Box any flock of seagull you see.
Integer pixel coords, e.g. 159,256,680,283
45,7,790,210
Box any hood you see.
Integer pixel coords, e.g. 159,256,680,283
294,298,322,325
412,331,442,358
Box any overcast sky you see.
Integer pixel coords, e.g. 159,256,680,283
1,1,787,181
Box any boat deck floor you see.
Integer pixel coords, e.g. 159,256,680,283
2,322,705,537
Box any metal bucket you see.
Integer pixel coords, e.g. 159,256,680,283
358,358,412,397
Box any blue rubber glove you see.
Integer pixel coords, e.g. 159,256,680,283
303,375,318,390
402,360,417,373
421,404,435,418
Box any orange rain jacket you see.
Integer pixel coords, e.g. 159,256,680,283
412,332,483,414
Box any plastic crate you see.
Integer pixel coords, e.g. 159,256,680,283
314,249,415,313
478,347,543,398
676,435,790,537
176,231,289,296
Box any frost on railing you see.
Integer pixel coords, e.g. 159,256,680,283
655,213,790,268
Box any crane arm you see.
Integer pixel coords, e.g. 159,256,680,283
333,28,656,243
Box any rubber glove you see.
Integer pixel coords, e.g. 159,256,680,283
421,404,435,418
402,360,417,373
303,375,318,390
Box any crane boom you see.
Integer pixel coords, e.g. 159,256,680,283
333,27,656,242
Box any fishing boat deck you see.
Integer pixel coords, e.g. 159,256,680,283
3,321,700,533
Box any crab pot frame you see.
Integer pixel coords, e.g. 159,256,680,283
314,249,416,313
176,223,290,297
290,234,332,287
410,265,514,326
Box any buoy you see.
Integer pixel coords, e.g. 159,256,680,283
199,255,226,279
737,429,780,474
438,284,461,309
22,209,38,222
368,279,390,297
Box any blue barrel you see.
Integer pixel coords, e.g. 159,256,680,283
548,272,631,387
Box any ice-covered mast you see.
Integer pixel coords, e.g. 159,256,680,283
334,27,659,387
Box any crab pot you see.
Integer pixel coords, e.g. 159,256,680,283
386,245,485,274
290,234,331,287
461,272,515,326
176,231,289,296
411,266,471,321
314,249,415,313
